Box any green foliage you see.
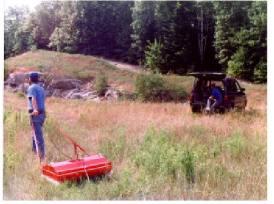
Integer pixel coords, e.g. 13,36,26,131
254,60,267,83
4,1,267,83
181,150,195,184
135,73,165,101
224,131,247,159
164,80,188,101
227,47,247,78
214,1,267,82
133,128,195,183
144,40,165,73
95,72,108,96
4,109,28,175
135,73,187,102
4,6,30,58
99,128,127,161
131,1,156,63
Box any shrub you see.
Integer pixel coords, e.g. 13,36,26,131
135,73,187,102
95,72,108,96
164,81,188,102
135,73,165,101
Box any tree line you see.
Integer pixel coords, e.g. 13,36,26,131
4,1,267,82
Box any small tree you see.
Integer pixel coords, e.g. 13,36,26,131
95,72,108,96
144,40,166,73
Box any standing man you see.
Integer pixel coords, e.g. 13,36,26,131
27,72,46,164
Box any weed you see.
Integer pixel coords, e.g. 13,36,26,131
224,131,247,159
133,128,195,184
181,150,195,184
99,128,127,161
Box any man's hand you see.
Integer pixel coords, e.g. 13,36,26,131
32,109,39,116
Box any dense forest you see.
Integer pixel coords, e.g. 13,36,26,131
4,1,267,82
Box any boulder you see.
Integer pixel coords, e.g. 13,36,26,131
70,93,83,99
51,89,63,97
104,88,121,100
5,72,27,87
80,91,97,99
64,89,80,99
49,79,82,90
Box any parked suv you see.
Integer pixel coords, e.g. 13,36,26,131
188,72,247,113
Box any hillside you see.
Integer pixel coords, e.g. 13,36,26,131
4,50,193,93
3,51,267,200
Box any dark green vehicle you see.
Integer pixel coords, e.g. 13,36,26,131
188,72,247,113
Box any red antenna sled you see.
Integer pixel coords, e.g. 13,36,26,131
41,127,112,185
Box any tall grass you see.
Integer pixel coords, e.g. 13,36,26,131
3,77,266,200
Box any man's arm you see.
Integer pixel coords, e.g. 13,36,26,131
31,97,39,116
29,87,39,116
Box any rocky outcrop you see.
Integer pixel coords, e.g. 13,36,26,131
5,71,122,102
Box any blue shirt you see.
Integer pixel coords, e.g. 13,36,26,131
27,84,45,111
211,87,222,103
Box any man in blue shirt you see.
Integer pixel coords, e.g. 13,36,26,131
205,83,223,113
27,72,46,164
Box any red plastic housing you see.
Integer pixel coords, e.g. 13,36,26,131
42,154,112,184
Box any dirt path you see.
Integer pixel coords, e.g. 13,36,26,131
102,58,142,73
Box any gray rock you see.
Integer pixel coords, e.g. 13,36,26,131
50,79,82,90
81,91,97,99
70,93,83,99
52,89,63,97
6,72,27,87
104,88,121,100
64,89,80,99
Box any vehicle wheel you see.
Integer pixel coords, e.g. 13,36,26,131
219,107,225,114
191,106,201,113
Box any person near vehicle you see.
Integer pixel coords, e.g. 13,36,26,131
205,83,223,112
27,72,46,164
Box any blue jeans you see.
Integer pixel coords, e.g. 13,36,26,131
31,113,46,160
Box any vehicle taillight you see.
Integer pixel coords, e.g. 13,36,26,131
189,94,193,101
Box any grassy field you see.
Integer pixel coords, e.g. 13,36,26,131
3,50,266,200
